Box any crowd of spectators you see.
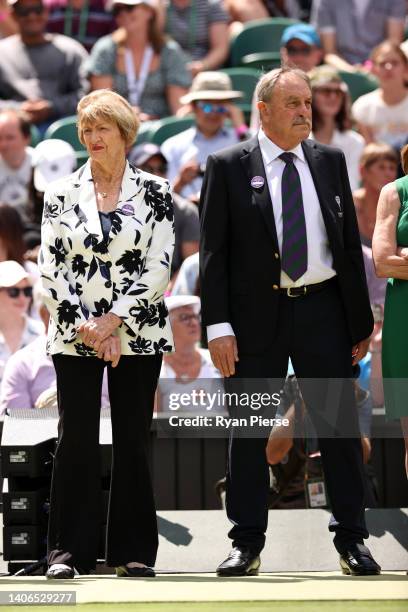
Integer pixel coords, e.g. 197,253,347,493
1,0,408,505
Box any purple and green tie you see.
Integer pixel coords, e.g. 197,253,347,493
279,152,308,282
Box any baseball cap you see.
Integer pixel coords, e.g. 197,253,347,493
129,143,167,167
180,72,243,105
165,295,200,314
281,24,321,48
107,0,157,10
0,261,29,287
32,139,76,192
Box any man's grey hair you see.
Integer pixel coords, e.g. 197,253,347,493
255,67,311,103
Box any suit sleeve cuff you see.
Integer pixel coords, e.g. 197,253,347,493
207,322,235,342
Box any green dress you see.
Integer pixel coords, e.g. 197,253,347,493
382,175,408,419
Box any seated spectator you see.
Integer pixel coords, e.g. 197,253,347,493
0,0,18,36
170,250,199,295
0,280,109,412
309,66,365,190
161,72,246,201
0,0,89,127
0,260,43,388
46,0,116,51
353,142,399,246
311,0,405,72
29,138,77,224
87,0,191,121
0,109,33,216
161,0,229,76
156,295,224,413
352,41,408,147
0,203,39,280
129,142,199,276
226,0,302,36
250,23,322,133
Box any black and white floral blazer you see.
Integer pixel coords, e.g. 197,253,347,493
39,160,175,357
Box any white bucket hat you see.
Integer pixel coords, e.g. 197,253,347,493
165,295,200,314
32,139,76,192
180,72,243,105
0,261,29,287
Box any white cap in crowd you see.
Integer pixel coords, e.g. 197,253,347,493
165,295,200,314
32,139,76,192
0,261,29,287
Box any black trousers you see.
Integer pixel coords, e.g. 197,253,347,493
48,353,162,569
225,280,369,556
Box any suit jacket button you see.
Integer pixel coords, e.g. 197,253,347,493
274,252,279,259
273,284,279,290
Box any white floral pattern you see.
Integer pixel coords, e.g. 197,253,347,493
39,160,175,356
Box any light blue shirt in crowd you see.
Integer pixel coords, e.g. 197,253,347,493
161,125,239,199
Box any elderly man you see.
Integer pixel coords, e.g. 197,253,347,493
0,0,88,125
161,71,249,201
200,66,381,576
0,108,33,214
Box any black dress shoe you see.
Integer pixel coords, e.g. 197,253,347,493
339,543,381,576
116,565,155,577
46,566,75,579
217,547,261,576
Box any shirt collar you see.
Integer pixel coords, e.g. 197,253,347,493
258,128,305,165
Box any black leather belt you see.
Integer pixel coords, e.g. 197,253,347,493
279,277,336,297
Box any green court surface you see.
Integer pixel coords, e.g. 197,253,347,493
1,602,407,612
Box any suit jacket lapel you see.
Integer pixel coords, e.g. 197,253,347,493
240,138,279,249
302,140,337,241
108,161,146,241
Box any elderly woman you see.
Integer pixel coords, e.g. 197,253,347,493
373,144,408,477
0,260,42,387
87,0,191,120
309,66,365,191
39,89,174,579
156,295,223,413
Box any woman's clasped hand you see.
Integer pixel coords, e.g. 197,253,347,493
77,312,122,366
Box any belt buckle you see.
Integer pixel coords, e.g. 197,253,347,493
287,286,307,298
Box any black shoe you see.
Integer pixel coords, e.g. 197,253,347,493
339,543,381,576
116,565,155,578
46,565,75,580
217,547,261,577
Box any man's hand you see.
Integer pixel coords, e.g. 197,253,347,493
21,99,52,123
173,160,200,193
352,337,370,366
78,313,122,352
97,335,121,368
208,335,239,377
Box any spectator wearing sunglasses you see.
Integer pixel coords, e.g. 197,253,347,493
161,71,246,201
129,142,199,277
0,0,89,128
309,65,365,191
250,23,322,133
86,0,191,121
0,260,43,389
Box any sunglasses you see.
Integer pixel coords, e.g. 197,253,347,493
176,313,200,324
315,87,344,98
142,163,168,175
0,286,33,299
14,5,44,17
286,45,313,56
112,4,134,16
196,101,228,114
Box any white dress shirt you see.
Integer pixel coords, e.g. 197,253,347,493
207,129,336,342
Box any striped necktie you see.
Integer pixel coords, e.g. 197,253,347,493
279,152,308,282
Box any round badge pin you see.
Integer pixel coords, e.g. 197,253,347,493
121,203,135,216
251,176,264,189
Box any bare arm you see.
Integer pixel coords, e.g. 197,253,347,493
372,183,408,279
90,75,113,91
166,84,189,114
266,404,295,465
355,122,375,144
387,18,404,45
188,22,230,75
320,31,356,72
